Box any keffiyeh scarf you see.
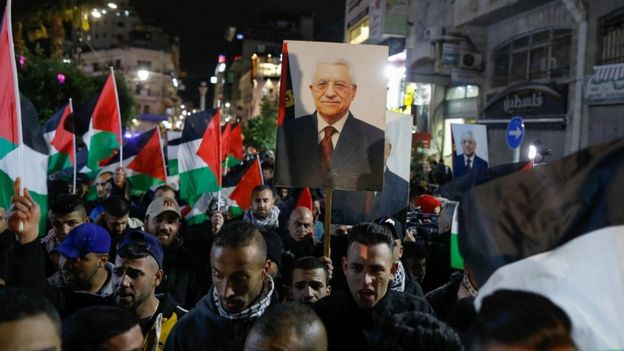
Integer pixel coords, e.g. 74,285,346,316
389,260,406,292
243,206,280,231
212,276,274,320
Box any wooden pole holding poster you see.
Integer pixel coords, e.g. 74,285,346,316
323,188,332,257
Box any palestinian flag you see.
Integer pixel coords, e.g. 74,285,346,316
83,70,122,175
165,130,181,189
228,157,263,210
178,109,221,224
457,138,624,349
436,161,533,269
277,41,294,126
101,128,166,196
0,2,48,234
224,122,243,167
43,102,74,174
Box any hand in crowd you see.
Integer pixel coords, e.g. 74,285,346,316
404,228,416,242
114,167,126,188
211,211,224,234
319,255,333,281
7,178,40,244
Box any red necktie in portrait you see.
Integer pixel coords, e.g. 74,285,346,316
320,126,336,172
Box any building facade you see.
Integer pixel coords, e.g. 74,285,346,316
347,0,624,168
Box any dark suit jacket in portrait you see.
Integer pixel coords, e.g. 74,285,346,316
452,154,489,178
275,112,384,191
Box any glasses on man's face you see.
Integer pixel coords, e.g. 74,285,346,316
312,80,352,93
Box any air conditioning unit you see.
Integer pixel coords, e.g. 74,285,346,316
424,26,445,42
459,51,482,70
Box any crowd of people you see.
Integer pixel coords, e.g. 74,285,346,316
0,152,579,351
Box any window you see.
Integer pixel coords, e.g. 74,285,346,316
597,8,624,65
445,85,479,100
492,29,572,87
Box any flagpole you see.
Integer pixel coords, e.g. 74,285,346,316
157,127,167,179
69,98,76,194
6,0,24,231
110,67,123,169
217,110,223,211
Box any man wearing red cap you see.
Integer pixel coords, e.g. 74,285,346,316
415,194,442,214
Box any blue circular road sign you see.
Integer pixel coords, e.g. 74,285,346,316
506,116,525,150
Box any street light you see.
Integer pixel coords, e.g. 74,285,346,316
528,144,537,164
107,2,118,9
137,69,149,81
91,9,102,18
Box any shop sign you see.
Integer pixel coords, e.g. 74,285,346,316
587,63,624,105
483,83,567,119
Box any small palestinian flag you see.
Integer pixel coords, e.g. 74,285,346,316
43,102,74,174
178,109,221,224
101,128,166,196
229,157,263,210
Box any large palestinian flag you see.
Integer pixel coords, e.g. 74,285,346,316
178,109,221,224
101,128,166,196
43,102,74,174
83,71,122,175
457,138,624,350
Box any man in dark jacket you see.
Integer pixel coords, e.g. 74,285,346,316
165,221,277,351
144,196,209,308
312,223,434,350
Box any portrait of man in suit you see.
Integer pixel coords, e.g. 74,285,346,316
452,130,489,177
275,58,385,191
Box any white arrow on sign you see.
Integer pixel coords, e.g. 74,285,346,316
509,127,522,139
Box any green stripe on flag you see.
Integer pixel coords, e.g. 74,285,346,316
179,167,219,205
0,170,48,235
185,213,208,225
128,173,165,196
88,131,120,171
48,152,72,174
0,138,17,160
225,155,241,168
168,159,179,176
450,232,464,269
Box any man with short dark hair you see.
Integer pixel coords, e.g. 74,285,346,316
243,185,280,232
165,221,277,351
291,256,330,305
0,288,61,351
154,184,177,200
98,195,143,258
245,303,328,351
0,288,62,351
312,223,433,350
62,306,144,351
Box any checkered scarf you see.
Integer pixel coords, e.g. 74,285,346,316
212,276,274,320
243,206,280,231
390,260,406,292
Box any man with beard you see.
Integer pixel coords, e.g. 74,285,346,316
165,221,278,351
6,180,184,350
312,223,433,350
243,185,280,232
53,223,114,295
97,195,143,259
144,196,209,308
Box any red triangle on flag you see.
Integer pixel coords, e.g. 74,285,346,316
230,158,263,209
0,2,19,146
92,73,122,140
51,104,75,164
296,187,313,211
197,110,222,186
127,129,166,181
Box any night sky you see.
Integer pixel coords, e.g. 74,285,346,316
131,0,346,102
